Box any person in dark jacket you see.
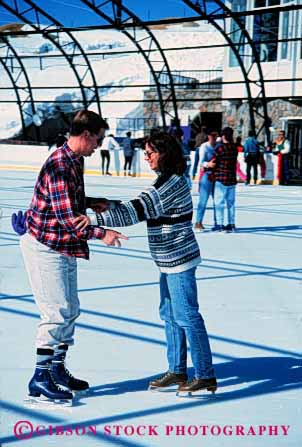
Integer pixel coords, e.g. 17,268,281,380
122,131,135,176
211,127,238,232
244,130,260,185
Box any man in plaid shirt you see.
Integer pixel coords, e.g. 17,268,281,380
207,127,238,233
14,110,127,404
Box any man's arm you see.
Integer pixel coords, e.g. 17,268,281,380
48,169,105,240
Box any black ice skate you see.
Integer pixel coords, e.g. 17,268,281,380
51,353,89,394
149,371,188,391
176,377,217,397
25,364,73,408
224,224,236,233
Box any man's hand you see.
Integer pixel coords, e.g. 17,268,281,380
102,229,128,247
11,210,27,235
73,214,91,230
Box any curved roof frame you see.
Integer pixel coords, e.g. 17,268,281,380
79,0,179,130
0,0,101,116
0,1,293,142
0,34,39,139
182,0,271,142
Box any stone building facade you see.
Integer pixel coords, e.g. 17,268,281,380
143,87,223,132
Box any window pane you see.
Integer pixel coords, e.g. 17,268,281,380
281,11,289,59
253,11,279,61
255,0,280,6
229,0,247,67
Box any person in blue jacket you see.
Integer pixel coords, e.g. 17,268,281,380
243,130,260,185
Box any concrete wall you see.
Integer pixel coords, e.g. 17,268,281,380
0,144,154,178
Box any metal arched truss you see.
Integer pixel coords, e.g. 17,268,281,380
182,0,271,143
0,34,39,139
0,0,101,116
0,0,296,143
79,0,179,130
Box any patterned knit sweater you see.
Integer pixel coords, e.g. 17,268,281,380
95,172,201,273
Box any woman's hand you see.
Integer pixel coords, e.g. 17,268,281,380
207,160,216,169
73,214,91,230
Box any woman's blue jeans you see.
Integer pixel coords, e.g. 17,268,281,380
159,267,215,379
196,174,216,224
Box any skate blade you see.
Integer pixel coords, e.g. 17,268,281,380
24,395,73,411
148,385,180,393
176,387,217,398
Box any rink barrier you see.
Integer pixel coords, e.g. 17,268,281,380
0,144,278,183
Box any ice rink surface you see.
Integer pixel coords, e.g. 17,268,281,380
0,170,301,447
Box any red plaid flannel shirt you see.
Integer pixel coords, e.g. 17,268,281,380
213,143,238,186
27,143,105,259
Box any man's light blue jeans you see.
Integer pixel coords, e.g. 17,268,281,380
20,233,80,349
159,267,215,379
214,180,236,226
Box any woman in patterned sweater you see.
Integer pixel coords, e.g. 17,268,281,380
75,132,216,394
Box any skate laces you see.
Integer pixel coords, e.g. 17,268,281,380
52,358,76,379
48,367,69,392
157,371,171,381
64,366,76,379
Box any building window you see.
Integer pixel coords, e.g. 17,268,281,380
255,0,279,6
229,0,247,67
280,0,292,60
281,10,290,59
253,0,280,62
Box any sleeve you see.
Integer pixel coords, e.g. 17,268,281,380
213,144,224,160
243,141,248,156
48,169,105,240
199,145,208,167
96,199,146,228
112,138,120,150
281,140,290,154
95,179,178,228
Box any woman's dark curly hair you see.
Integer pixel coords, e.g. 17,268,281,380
145,131,186,175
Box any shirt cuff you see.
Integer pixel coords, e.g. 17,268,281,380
89,226,106,239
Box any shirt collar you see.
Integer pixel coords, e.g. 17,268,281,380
63,142,82,161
